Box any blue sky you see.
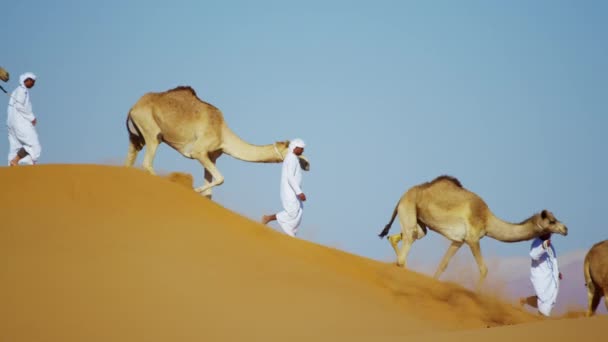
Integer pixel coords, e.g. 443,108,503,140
3,1,607,278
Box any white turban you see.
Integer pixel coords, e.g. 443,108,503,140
19,72,37,86
289,138,306,152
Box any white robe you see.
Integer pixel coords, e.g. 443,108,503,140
529,237,560,316
7,76,41,165
276,152,304,237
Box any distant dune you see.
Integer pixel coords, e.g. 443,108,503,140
0,164,605,341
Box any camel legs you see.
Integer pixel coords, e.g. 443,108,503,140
433,241,463,279
389,222,426,257
388,233,402,256
585,281,602,317
396,234,414,268
467,241,488,291
141,138,160,175
395,204,420,268
200,154,220,199
193,152,224,195
125,141,139,167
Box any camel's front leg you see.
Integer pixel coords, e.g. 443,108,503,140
468,241,488,291
433,241,463,279
193,153,224,196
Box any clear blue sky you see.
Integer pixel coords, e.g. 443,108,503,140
3,0,607,271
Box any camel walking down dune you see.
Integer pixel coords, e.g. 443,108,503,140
0,66,9,82
378,175,568,290
124,86,310,198
583,239,608,317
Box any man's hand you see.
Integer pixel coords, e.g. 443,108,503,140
297,193,307,201
559,272,563,280
543,239,551,249
32,118,37,126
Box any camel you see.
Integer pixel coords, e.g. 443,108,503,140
377,175,568,290
124,86,310,198
0,66,8,82
583,239,608,317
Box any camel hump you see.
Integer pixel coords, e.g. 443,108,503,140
162,85,221,112
430,175,463,188
166,85,197,96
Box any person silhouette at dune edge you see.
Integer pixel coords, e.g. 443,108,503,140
6,72,41,166
261,138,307,237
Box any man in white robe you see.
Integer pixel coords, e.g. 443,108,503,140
261,138,306,237
519,233,562,316
7,72,41,166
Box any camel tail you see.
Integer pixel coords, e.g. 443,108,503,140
126,113,145,151
378,202,399,239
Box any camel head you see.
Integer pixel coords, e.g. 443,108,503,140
536,210,568,236
275,140,310,171
0,66,9,82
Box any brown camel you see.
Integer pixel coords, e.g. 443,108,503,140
125,86,310,198
378,175,568,290
0,66,8,82
583,239,608,316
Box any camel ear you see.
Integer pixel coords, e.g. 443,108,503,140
541,210,548,219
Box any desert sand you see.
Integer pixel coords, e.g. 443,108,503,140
0,164,605,341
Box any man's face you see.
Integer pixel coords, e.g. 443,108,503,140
24,78,35,88
293,147,304,156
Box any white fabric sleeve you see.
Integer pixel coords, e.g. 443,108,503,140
529,239,547,260
286,157,302,195
13,88,36,121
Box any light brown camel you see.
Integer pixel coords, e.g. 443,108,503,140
0,66,8,82
377,175,568,290
583,239,608,317
125,86,310,198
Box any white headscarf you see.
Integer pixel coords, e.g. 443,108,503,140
19,72,37,87
289,138,306,152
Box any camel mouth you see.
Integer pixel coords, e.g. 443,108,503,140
298,156,310,171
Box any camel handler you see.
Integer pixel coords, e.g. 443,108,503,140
261,138,307,237
519,232,562,316
6,72,41,166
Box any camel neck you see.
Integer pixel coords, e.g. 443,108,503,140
485,215,540,242
220,125,283,163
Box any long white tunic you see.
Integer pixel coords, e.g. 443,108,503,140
276,152,304,237
529,237,560,316
7,75,41,165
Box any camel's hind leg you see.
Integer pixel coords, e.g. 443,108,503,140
395,203,422,268
193,152,224,195
200,153,220,199
389,222,427,258
467,240,488,291
586,281,601,317
388,233,402,257
129,112,161,175
433,241,464,279
125,141,139,167
141,137,160,175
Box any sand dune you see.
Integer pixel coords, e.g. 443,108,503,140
0,165,605,341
